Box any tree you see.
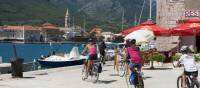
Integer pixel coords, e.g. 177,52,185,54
0,21,3,26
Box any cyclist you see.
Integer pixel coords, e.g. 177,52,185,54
176,46,198,88
99,41,106,64
81,39,97,79
127,39,142,74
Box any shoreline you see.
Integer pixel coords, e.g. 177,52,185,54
0,41,87,44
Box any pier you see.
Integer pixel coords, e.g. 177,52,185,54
0,61,187,88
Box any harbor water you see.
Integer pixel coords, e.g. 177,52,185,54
0,42,85,63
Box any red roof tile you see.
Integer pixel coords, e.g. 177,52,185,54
1,25,58,30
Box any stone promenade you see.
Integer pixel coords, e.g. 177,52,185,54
0,62,194,88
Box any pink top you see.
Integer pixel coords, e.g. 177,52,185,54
89,45,97,55
127,47,141,64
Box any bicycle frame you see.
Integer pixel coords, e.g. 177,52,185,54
177,74,199,88
82,57,102,83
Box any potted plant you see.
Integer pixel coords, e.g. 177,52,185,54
171,54,181,67
148,52,165,69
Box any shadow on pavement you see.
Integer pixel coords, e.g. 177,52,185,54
0,85,11,88
143,76,152,80
105,64,113,67
109,74,120,76
22,76,35,79
143,68,173,70
102,70,108,72
98,80,117,84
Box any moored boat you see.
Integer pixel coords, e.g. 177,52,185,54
37,46,87,68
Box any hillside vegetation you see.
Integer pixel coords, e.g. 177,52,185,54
0,0,156,33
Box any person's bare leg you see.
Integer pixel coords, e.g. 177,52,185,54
86,60,92,77
182,73,186,88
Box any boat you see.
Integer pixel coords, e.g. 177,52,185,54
37,46,87,68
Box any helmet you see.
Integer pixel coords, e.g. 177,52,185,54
189,45,195,53
180,45,194,53
180,46,188,52
88,38,93,42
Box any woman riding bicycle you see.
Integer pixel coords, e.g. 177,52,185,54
127,39,142,74
176,46,198,88
81,39,97,79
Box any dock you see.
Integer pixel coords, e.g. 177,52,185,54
0,63,34,74
0,61,195,88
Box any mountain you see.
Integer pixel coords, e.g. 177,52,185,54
0,0,156,33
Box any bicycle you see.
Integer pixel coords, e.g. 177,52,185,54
81,55,103,83
118,59,129,77
177,73,199,88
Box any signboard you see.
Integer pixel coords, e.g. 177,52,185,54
185,10,199,17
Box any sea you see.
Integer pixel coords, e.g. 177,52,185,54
0,42,85,63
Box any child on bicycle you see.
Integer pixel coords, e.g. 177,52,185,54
176,46,198,88
127,39,142,74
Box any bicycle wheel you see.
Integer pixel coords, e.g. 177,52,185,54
189,77,199,88
135,75,144,88
192,79,199,88
177,76,192,88
81,64,87,80
91,64,99,83
119,61,125,77
177,76,182,88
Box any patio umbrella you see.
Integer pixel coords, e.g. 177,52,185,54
121,20,168,36
170,19,200,36
124,28,155,45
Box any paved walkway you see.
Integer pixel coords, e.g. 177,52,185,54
0,62,194,88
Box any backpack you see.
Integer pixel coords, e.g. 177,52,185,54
130,72,137,85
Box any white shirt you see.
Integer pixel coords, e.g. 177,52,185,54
179,54,198,72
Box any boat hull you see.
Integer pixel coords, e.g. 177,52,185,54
37,59,85,68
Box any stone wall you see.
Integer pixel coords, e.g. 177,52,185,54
156,0,185,29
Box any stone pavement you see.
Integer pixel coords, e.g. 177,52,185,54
0,62,196,88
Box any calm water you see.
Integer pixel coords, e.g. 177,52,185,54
0,42,85,63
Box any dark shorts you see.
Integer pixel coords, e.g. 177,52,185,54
129,62,142,70
88,54,97,60
184,71,198,77
100,50,105,57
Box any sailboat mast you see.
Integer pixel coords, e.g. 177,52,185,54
83,15,86,32
134,14,137,26
138,0,146,25
149,0,152,20
23,26,25,41
121,8,124,31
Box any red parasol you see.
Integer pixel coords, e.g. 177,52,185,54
170,19,200,36
121,21,168,36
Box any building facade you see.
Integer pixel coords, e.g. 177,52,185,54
0,24,64,42
156,0,200,51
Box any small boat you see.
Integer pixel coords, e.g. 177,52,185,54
37,46,87,68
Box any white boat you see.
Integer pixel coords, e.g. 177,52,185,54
37,46,87,68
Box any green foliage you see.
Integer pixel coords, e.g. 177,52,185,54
0,0,156,33
149,53,165,62
194,55,200,62
172,54,181,61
